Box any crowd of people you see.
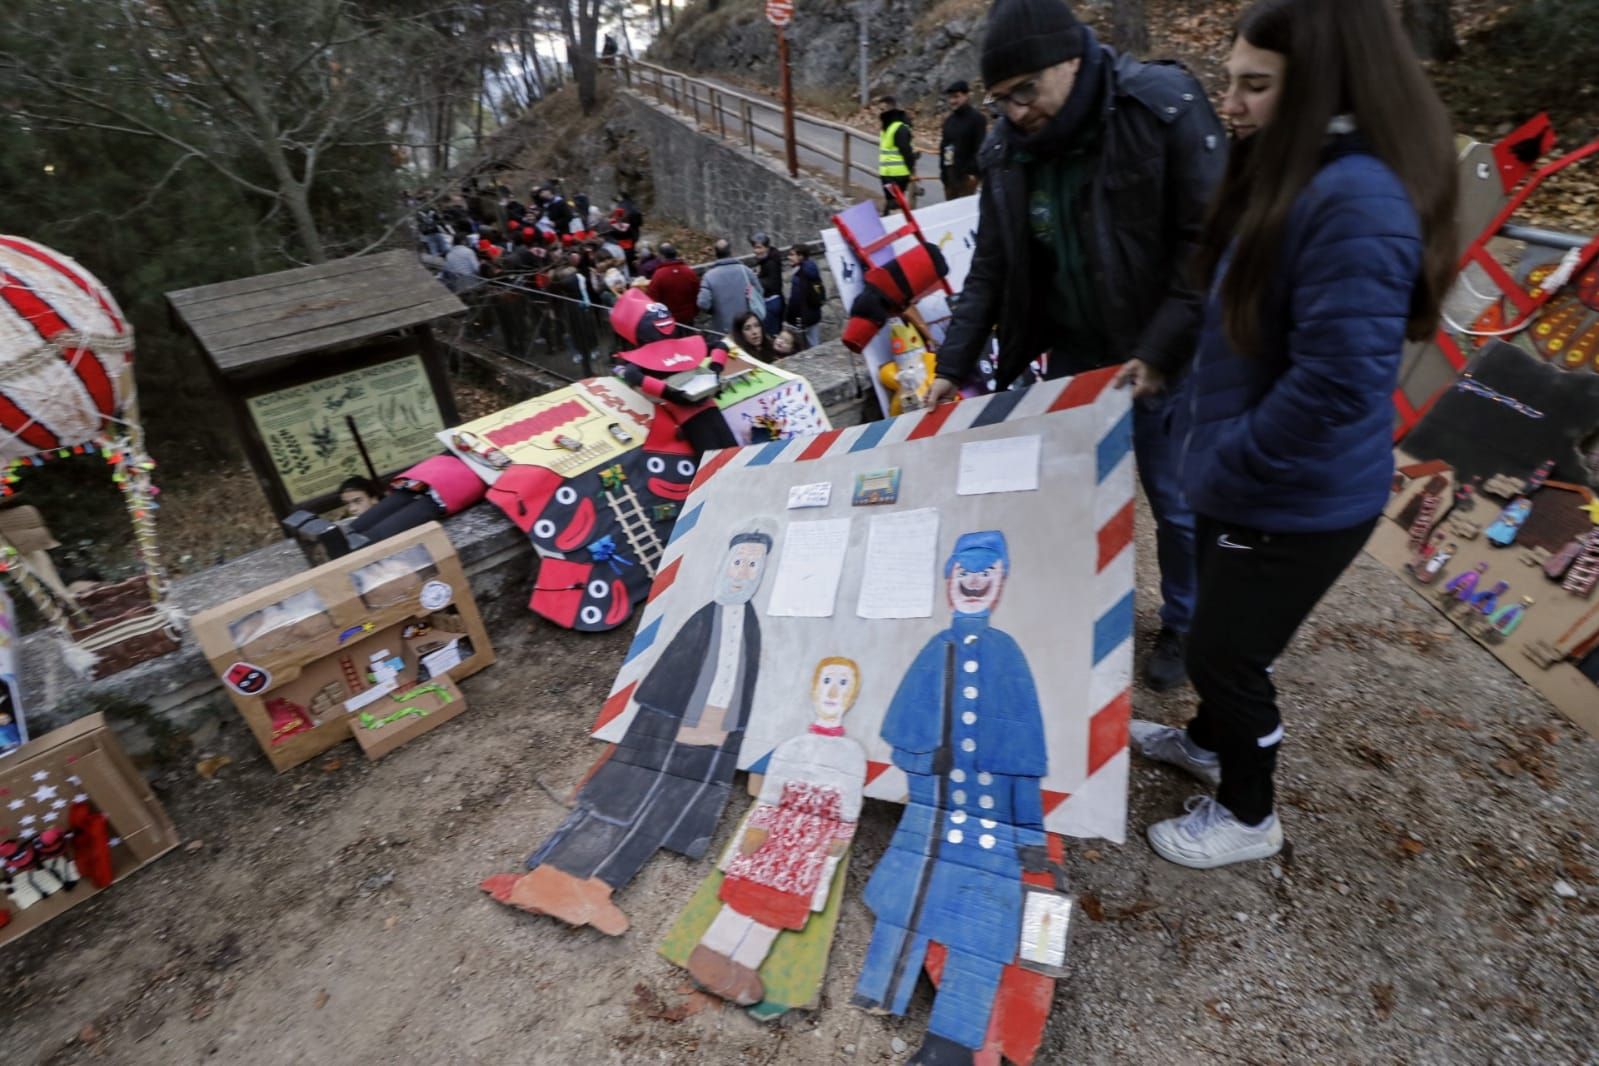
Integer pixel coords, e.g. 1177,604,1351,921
413,179,828,366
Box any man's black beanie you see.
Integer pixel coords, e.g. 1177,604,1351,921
980,0,1086,88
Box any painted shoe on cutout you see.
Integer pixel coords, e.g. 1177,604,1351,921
907,1032,976,1065
480,864,630,935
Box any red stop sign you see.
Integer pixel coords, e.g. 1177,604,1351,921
766,0,793,27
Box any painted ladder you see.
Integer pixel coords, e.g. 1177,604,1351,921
1562,532,1599,598
1408,492,1443,547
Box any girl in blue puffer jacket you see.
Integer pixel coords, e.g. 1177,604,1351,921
1127,0,1459,868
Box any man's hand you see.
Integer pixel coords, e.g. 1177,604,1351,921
926,376,960,406
1113,358,1166,399
614,363,644,388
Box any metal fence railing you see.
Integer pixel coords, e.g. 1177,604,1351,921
618,56,943,202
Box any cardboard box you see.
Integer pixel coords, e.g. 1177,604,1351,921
191,524,496,771
0,713,179,947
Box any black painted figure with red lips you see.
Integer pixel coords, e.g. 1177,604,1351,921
487,394,703,633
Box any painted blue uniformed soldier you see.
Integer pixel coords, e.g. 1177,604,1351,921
853,531,1049,1065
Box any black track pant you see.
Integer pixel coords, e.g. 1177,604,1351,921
1184,514,1376,824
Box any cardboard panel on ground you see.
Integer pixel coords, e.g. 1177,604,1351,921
587,371,1129,1058
1373,341,1599,737
191,523,495,771
0,713,179,946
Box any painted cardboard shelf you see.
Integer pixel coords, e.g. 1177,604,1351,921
0,714,179,947
190,523,495,771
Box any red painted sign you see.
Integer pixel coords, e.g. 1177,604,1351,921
765,0,793,27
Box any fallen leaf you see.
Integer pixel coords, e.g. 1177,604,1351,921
1398,837,1426,858
1371,982,1396,1020
189,1002,213,1022
195,755,232,780
1082,849,1102,862
185,840,205,852
313,990,330,1010
1492,757,1521,778
1079,892,1106,922
383,915,399,931
78,1024,100,1044
1532,726,1560,745
321,758,344,773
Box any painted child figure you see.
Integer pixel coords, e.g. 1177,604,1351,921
687,656,867,1006
1405,531,1446,575
853,532,1048,1066
1413,541,1456,585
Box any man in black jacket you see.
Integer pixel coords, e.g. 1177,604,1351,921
928,0,1225,692
939,80,988,200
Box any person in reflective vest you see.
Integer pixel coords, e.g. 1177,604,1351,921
877,95,919,214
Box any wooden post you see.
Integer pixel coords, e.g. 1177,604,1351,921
841,134,852,194
779,27,798,178
744,99,755,152
715,91,726,139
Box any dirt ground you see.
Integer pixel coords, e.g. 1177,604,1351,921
4,503,1597,1065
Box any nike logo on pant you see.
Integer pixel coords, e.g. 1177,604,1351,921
1217,533,1252,551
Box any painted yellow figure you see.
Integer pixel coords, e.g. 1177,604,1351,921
879,321,937,416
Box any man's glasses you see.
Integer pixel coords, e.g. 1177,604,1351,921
984,79,1041,114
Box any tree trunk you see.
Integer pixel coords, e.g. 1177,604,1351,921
1110,0,1148,56
1401,0,1460,61
473,55,487,150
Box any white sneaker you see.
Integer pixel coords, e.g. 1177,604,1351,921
1128,719,1221,788
1147,796,1283,869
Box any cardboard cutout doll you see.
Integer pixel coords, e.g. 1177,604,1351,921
852,531,1049,1066
609,290,737,457
1445,563,1489,601
1485,496,1533,547
1413,542,1456,585
483,526,775,934
683,656,867,1007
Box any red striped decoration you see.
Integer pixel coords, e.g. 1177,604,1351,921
1086,690,1132,777
0,236,124,334
1096,499,1135,572
1047,365,1118,412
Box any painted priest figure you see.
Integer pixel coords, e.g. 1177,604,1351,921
853,531,1049,1066
483,527,774,934
688,655,867,1005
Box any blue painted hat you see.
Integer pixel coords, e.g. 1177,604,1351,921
945,530,1008,576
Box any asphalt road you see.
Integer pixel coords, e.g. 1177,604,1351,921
633,66,947,209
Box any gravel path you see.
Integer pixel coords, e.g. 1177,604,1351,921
3,501,1595,1065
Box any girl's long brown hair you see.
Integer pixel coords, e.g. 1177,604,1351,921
1196,0,1459,358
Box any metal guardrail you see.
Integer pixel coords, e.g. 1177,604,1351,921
618,56,939,198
